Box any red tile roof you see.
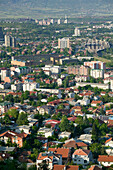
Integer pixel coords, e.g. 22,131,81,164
98,155,113,162
53,165,79,170
48,148,70,159
73,149,90,156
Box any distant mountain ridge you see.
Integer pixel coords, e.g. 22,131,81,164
0,0,113,18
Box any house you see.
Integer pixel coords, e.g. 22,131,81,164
78,97,90,106
72,149,93,167
38,105,54,115
53,165,79,170
77,134,92,144
45,119,60,129
0,146,16,153
88,165,102,170
13,125,31,134
63,140,88,150
91,101,103,107
38,127,54,138
105,138,113,148
57,78,63,86
0,102,13,115
0,130,28,147
98,155,113,167
58,131,71,139
36,152,62,170
37,136,48,144
48,148,71,164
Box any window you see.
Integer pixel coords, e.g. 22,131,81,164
74,159,77,161
84,160,87,163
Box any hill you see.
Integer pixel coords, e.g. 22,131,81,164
0,0,113,19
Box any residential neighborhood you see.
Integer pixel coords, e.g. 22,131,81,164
1,10,113,170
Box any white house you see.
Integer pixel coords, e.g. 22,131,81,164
58,131,71,139
57,78,63,86
14,125,31,134
105,138,113,148
77,134,92,144
98,155,113,167
38,127,54,138
36,152,62,170
72,149,93,167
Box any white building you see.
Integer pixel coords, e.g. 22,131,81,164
105,138,113,148
72,149,93,167
23,82,39,92
58,131,71,139
90,69,104,79
36,152,62,170
42,65,61,74
38,127,54,138
15,66,32,75
0,68,11,81
58,38,70,49
76,82,109,90
74,28,80,36
98,155,113,167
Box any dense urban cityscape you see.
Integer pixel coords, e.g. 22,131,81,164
0,1,113,170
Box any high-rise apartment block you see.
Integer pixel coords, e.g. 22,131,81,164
68,65,90,76
74,28,80,36
84,61,106,70
0,27,4,42
58,38,70,49
5,35,16,47
84,61,106,79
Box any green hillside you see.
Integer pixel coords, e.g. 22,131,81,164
0,0,113,18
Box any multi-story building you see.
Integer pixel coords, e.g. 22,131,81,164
84,61,106,78
0,102,12,115
15,66,32,75
58,38,70,49
23,82,39,92
11,83,23,91
0,27,4,42
0,68,11,81
42,65,61,74
68,65,90,76
90,69,104,79
84,61,106,70
74,27,80,36
5,35,16,47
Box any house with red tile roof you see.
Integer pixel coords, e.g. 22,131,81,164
91,101,103,107
48,148,71,164
63,140,88,150
72,149,93,167
36,152,62,170
88,165,102,170
0,130,28,147
53,165,79,170
98,155,113,167
105,138,113,148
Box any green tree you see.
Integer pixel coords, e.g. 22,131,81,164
16,112,28,125
91,121,99,142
